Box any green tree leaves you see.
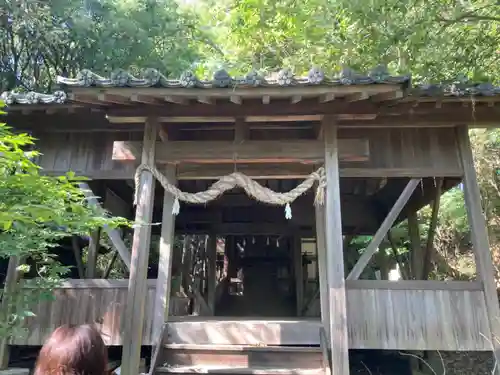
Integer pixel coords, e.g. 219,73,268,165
0,100,128,338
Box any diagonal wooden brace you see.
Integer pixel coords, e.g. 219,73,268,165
347,178,420,280
79,182,131,270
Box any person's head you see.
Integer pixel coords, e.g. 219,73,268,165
34,324,107,375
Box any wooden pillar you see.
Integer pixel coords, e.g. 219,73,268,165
421,178,443,279
315,204,329,333
456,125,500,373
152,165,177,344
407,210,422,279
207,234,217,314
71,236,85,279
86,182,105,278
0,256,22,369
293,235,303,316
323,120,349,375
85,229,100,278
180,236,192,294
227,236,237,279
121,118,158,375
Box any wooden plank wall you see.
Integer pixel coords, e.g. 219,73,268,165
338,127,462,175
33,127,462,178
11,279,189,346
303,281,491,351
34,132,140,179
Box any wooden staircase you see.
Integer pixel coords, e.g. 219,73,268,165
148,323,331,375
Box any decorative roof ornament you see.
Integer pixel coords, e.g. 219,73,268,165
368,65,390,83
212,70,232,88
413,75,500,97
110,69,132,87
276,69,295,86
0,90,67,105
179,70,198,88
55,65,412,89
244,71,265,86
307,68,325,85
143,68,162,86
338,67,359,85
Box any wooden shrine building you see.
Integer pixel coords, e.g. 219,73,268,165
2,67,500,375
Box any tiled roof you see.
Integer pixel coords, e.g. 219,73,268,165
412,82,500,97
54,66,411,88
1,90,67,105
1,66,499,105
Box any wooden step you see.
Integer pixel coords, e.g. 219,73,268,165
157,365,324,375
162,344,322,368
164,319,321,346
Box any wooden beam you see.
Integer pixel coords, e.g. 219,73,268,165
121,117,158,375
197,96,213,105
370,90,404,102
79,183,131,270
165,96,187,105
112,139,370,164
347,179,420,280
72,84,401,100
98,96,500,120
97,93,132,105
48,165,462,181
152,165,177,344
234,118,249,142
68,93,106,106
178,223,310,236
230,95,242,105
456,125,500,374
346,279,483,290
131,94,160,105
172,199,378,231
323,119,349,375
345,92,369,102
175,164,462,180
319,93,335,103
177,164,318,180
12,108,500,132
315,204,329,336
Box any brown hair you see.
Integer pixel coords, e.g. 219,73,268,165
34,324,108,375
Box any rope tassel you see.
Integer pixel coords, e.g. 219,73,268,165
284,203,292,219
172,197,180,216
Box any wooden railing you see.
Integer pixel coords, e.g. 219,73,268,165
305,280,491,351
9,278,491,351
11,279,189,346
